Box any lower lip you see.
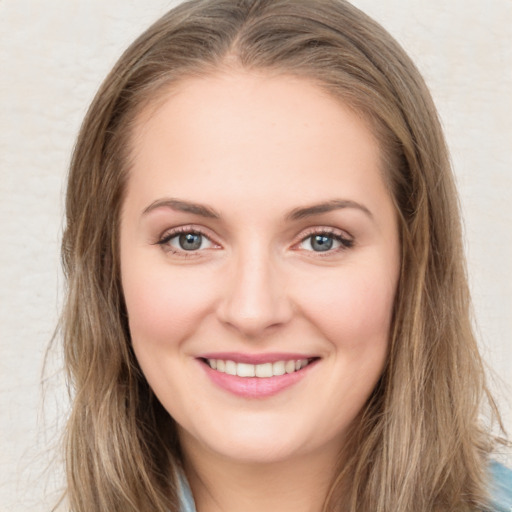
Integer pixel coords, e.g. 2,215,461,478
200,360,317,398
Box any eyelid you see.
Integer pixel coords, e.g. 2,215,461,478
292,226,354,252
155,224,221,254
153,224,353,256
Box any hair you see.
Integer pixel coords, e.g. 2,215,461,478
59,0,505,510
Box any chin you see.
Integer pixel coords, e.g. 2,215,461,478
204,436,308,465
179,413,344,467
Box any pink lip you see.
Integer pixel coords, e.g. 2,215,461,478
198,352,316,365
198,357,319,399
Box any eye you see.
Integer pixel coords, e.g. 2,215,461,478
157,229,216,253
299,232,353,252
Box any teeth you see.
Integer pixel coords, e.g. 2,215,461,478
225,360,237,376
237,362,255,377
272,361,285,376
206,358,312,378
255,362,272,378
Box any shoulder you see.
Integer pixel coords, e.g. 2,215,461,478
488,460,512,512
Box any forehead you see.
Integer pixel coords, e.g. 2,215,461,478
131,69,381,154
126,70,388,215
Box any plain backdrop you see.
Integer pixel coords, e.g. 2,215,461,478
1,1,511,510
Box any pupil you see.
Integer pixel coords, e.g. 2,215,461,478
179,233,202,250
312,235,333,252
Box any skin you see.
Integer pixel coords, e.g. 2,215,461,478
120,70,401,512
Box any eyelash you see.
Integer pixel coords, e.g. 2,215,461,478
155,226,216,256
296,227,354,255
155,226,354,256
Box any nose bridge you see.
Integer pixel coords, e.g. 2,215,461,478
218,240,291,336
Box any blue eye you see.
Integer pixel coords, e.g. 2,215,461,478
158,230,215,252
176,233,203,251
310,234,334,252
300,233,352,252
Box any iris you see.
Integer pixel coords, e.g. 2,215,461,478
179,233,203,250
310,234,333,252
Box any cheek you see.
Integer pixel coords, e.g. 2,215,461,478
294,264,397,348
121,258,217,346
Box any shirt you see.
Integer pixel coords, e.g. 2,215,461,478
488,461,512,512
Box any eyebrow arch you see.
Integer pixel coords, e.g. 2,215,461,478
142,198,220,219
286,199,373,221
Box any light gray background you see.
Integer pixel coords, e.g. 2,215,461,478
1,1,511,510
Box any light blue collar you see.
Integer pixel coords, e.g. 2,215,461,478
177,466,197,512
488,460,512,512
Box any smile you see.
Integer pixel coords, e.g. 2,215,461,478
205,358,312,378
199,355,319,398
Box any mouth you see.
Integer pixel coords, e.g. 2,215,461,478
198,355,320,398
201,357,315,378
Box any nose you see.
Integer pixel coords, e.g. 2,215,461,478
216,246,293,338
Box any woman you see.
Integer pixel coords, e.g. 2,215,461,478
59,0,511,510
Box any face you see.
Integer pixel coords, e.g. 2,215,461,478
120,71,400,465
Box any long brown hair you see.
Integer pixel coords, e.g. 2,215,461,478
60,0,503,510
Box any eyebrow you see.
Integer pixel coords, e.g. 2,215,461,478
142,197,373,222
286,199,373,221
142,198,220,218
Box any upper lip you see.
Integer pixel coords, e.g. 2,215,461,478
198,352,318,365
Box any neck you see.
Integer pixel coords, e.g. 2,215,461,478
180,432,342,512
